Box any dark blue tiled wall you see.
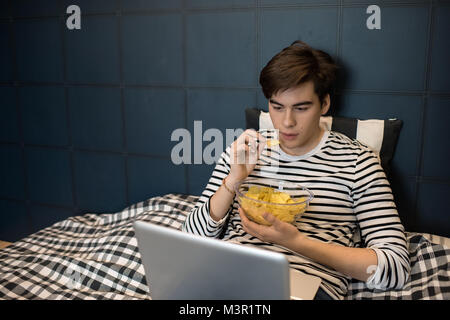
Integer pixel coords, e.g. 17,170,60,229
73,151,127,212
122,14,183,85
15,19,64,83
0,0,449,241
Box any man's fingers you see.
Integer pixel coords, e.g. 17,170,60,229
238,207,248,223
262,212,279,226
230,130,266,166
239,208,256,231
257,134,266,156
245,129,259,139
231,140,248,165
239,207,270,240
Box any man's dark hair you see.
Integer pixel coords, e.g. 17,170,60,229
259,41,338,105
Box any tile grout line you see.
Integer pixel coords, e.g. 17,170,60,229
2,1,443,24
335,0,343,109
413,0,435,229
182,0,190,195
0,196,75,211
117,0,130,207
0,141,176,159
59,0,79,218
255,0,260,109
7,2,439,20
336,0,343,59
8,0,29,235
3,81,449,96
9,0,33,236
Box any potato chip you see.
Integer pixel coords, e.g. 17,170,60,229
266,139,280,147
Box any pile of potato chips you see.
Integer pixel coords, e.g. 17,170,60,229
239,186,307,226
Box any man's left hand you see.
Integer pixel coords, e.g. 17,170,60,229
238,207,303,248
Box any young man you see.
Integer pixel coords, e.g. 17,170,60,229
182,41,410,300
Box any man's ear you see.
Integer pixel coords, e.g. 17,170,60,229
321,94,331,115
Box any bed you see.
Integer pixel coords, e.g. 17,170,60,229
0,193,449,300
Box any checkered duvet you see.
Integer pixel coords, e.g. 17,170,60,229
0,194,449,300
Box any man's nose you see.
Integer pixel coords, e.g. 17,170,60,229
282,108,296,127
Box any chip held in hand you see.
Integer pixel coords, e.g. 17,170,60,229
266,139,280,147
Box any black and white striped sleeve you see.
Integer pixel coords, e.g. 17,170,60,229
352,147,410,290
182,146,233,238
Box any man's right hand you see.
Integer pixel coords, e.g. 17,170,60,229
227,129,266,187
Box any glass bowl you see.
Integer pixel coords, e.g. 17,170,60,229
235,178,314,226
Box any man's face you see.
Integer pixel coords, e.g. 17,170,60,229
268,81,330,156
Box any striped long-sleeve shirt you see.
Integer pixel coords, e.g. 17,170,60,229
182,130,410,300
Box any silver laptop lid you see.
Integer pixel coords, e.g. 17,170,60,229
133,221,290,300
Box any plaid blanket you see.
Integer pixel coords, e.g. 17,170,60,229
0,194,449,300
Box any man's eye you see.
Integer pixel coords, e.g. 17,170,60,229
272,106,283,110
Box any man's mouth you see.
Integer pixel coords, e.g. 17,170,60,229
280,132,298,141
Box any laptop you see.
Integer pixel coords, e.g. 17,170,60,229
133,221,321,300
